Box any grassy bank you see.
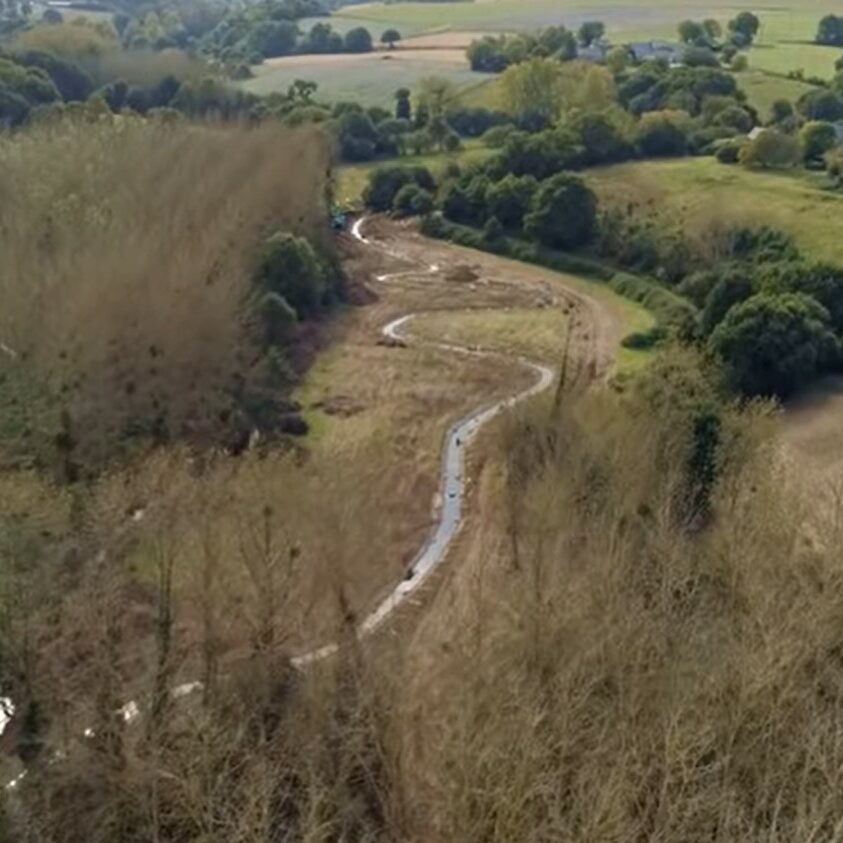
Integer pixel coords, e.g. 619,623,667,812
586,157,843,266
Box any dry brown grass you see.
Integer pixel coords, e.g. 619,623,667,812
6,170,842,837
388,350,843,842
0,115,330,471
12,348,843,843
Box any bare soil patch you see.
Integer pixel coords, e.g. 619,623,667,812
261,47,468,69
400,30,486,49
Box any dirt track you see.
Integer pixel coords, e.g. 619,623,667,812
311,216,624,649
360,216,623,383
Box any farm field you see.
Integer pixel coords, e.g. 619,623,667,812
242,46,485,105
748,41,840,80
341,0,843,39
586,157,843,266
339,0,833,35
245,1,843,103
737,69,817,120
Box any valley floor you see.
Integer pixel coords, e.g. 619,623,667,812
290,216,652,647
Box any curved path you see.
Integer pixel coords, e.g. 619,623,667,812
293,217,556,665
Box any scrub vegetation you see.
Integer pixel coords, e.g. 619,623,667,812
2,0,843,840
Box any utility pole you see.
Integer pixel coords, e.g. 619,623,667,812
553,300,578,411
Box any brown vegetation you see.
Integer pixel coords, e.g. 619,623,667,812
0,116,331,473
8,344,843,841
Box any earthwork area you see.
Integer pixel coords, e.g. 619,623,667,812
287,216,651,649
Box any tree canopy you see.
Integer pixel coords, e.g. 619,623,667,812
709,292,839,397
523,173,597,250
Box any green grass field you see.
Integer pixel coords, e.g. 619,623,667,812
342,1,843,40
586,157,843,265
737,70,817,120
334,141,493,207
341,0,827,34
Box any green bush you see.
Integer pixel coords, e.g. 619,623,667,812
363,165,435,212
621,326,668,349
699,270,755,335
393,183,434,217
800,120,838,162
739,128,801,169
715,139,744,163
523,173,597,250
440,174,490,226
634,111,690,157
343,26,373,53
485,174,538,230
609,272,697,330
256,232,328,319
709,292,840,397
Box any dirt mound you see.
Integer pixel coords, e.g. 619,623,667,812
446,264,480,284
313,395,366,418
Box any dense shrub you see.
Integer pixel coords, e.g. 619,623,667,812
482,124,523,148
760,261,843,331
571,111,634,165
0,57,60,125
634,111,690,157
483,215,505,244
446,106,511,138
343,26,373,53
730,225,800,263
338,110,380,161
523,173,597,250
609,272,698,330
817,14,843,46
620,65,740,117
363,165,434,212
256,231,330,319
699,270,755,335
715,138,744,163
488,129,585,180
485,174,538,229
421,213,616,278
393,183,434,217
13,50,93,102
466,26,577,73
709,292,839,397
739,128,801,169
800,121,838,162
797,89,843,122
440,174,490,226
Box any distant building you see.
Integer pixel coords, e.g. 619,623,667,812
578,38,611,63
626,40,685,66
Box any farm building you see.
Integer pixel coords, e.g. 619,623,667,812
578,39,611,63
626,40,684,66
